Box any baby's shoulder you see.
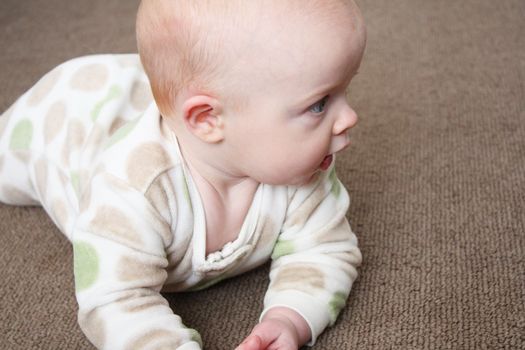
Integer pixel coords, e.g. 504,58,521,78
93,110,183,194
285,163,348,210
30,54,148,101
51,54,148,96
21,53,151,122
54,53,145,80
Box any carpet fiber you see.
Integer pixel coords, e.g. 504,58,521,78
0,0,524,349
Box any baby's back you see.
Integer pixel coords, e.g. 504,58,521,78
0,54,154,235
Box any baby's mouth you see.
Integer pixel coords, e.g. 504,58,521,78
319,154,333,171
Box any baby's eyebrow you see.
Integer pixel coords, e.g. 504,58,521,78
296,70,359,108
294,83,338,110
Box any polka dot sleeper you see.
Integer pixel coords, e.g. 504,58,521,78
0,54,362,350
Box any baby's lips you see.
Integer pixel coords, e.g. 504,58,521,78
319,154,333,171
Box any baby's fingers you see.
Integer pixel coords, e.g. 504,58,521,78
235,334,263,350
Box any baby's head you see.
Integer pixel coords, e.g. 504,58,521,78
136,0,366,185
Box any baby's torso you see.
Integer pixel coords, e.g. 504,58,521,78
4,54,290,289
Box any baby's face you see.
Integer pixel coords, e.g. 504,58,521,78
214,2,366,186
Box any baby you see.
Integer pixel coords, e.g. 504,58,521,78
0,0,366,349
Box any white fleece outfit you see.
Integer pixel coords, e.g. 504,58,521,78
0,54,362,350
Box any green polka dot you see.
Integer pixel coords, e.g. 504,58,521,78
104,115,140,149
180,171,191,205
9,119,33,150
70,171,80,198
329,167,341,197
74,241,100,291
271,240,295,259
180,321,203,346
190,275,227,291
328,291,347,325
188,329,203,346
91,85,122,122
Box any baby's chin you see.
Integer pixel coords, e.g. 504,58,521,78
253,166,323,187
276,171,321,187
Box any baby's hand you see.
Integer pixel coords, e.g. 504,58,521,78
235,317,299,350
235,307,310,350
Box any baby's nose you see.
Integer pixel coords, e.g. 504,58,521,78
333,105,358,135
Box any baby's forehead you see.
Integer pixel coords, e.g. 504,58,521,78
138,0,364,105
183,0,361,34
236,6,363,66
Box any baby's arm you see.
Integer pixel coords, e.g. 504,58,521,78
242,165,362,349
73,172,201,350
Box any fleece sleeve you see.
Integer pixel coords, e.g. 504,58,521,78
72,172,201,350
261,164,362,345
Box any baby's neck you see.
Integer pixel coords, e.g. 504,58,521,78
183,149,257,199
187,158,258,204
179,143,259,254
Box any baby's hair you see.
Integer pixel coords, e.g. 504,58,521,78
136,0,361,118
137,1,262,117
137,1,216,117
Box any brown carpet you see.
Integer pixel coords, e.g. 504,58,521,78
1,0,524,349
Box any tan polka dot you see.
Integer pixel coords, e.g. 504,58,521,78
284,184,326,229
27,68,62,106
254,217,277,248
115,288,158,302
57,168,69,188
326,251,360,279
34,157,49,200
1,185,38,205
144,174,175,239
52,198,69,232
102,172,135,194
108,116,126,136
69,119,86,148
94,164,106,175
122,297,168,314
271,264,325,293
69,64,109,91
116,255,167,285
118,55,139,68
83,125,106,156
130,81,153,111
44,101,67,144
127,143,172,191
145,180,169,212
89,206,143,246
166,247,193,276
61,119,86,166
13,151,30,164
79,182,92,213
126,329,183,350
78,309,106,349
314,218,351,245
0,104,15,140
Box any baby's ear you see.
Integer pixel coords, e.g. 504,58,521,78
182,95,224,143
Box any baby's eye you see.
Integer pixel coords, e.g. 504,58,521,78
309,95,329,114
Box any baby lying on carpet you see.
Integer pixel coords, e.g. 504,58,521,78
0,1,366,349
